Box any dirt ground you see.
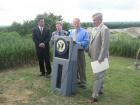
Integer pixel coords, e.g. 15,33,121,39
0,78,33,105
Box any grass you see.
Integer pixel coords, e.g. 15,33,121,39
0,32,36,69
0,56,140,105
0,31,140,69
110,32,140,58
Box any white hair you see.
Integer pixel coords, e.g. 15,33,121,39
92,13,103,21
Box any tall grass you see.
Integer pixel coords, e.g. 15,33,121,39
0,31,140,69
110,32,140,58
0,32,36,69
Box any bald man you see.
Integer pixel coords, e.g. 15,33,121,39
69,18,89,88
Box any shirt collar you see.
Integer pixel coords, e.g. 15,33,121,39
96,23,103,30
38,26,43,30
75,27,81,32
57,30,62,33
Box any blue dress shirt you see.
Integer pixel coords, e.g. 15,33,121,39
69,27,89,49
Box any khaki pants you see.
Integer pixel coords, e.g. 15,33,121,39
92,70,106,98
77,50,86,85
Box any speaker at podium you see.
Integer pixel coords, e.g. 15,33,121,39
51,35,82,96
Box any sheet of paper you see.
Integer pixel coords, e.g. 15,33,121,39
91,58,109,74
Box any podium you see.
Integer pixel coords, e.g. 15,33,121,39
51,36,80,96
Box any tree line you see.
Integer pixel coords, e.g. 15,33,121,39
0,12,140,37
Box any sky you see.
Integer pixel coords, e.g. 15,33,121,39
0,0,140,26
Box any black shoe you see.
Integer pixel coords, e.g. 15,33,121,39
89,97,98,103
45,73,51,78
77,81,81,85
78,84,86,89
98,91,103,95
39,74,45,76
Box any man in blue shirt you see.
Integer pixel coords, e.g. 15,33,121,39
70,18,89,88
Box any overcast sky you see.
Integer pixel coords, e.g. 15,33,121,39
0,0,140,26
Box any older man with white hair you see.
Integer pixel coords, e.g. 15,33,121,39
88,13,110,103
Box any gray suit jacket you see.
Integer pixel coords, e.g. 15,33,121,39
51,30,67,45
51,30,67,40
89,24,110,62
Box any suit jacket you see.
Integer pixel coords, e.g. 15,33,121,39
50,30,67,46
89,23,110,62
32,26,51,52
51,30,67,41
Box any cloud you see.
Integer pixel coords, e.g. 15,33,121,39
0,0,140,25
78,0,140,10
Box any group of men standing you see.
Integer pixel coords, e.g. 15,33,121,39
32,12,110,103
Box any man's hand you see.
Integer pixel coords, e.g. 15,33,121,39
39,43,45,48
76,42,81,45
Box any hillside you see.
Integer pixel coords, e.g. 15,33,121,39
110,27,140,38
87,27,140,38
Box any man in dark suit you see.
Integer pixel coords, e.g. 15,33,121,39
32,18,51,77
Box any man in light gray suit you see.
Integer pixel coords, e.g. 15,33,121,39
88,13,110,103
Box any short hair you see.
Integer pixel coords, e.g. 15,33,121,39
56,21,63,26
37,17,44,22
73,18,80,23
92,13,103,21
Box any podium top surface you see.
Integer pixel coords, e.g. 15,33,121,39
54,36,72,42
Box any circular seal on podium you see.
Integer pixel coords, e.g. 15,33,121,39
55,38,68,55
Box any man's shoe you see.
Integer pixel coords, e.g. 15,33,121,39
45,74,51,78
39,74,45,76
77,81,81,85
78,84,86,89
89,97,98,103
98,91,103,95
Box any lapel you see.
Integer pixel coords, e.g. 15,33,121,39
90,29,100,44
37,27,41,35
90,23,104,44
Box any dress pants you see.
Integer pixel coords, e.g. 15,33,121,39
92,70,106,98
37,47,51,75
77,50,86,85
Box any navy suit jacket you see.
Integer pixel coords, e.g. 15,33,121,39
32,26,51,54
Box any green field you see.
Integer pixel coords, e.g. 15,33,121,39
1,31,140,70
0,32,36,69
0,56,140,105
0,13,140,105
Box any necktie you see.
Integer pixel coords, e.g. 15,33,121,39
73,29,77,42
41,27,43,34
58,31,61,35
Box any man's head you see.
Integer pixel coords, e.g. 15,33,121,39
55,21,63,32
38,18,45,27
92,13,103,27
72,18,81,29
